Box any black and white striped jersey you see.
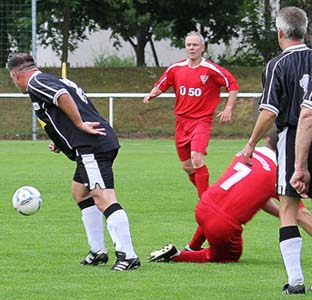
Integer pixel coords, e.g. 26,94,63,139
27,71,119,160
259,44,312,130
302,76,312,109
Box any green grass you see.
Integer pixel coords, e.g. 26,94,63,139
1,139,312,300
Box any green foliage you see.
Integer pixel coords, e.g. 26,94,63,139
218,46,265,67
0,1,32,67
93,52,135,67
238,0,280,64
1,139,312,300
37,0,99,63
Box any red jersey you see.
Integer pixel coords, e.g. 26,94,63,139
155,58,239,118
200,147,278,224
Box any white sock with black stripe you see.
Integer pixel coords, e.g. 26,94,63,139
79,198,106,253
105,203,137,259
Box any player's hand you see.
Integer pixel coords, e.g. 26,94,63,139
79,122,106,135
143,94,152,104
290,169,310,198
240,143,254,166
48,141,61,153
216,109,232,124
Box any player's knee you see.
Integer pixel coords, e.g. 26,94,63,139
191,152,205,168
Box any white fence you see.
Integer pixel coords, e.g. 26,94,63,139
0,92,261,140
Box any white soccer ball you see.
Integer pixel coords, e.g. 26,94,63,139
12,186,42,216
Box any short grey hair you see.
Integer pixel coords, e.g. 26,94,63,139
276,6,308,40
185,31,205,45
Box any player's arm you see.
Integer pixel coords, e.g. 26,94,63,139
290,106,312,197
297,206,312,236
261,198,279,217
57,93,105,135
143,86,162,104
217,90,238,123
241,109,276,165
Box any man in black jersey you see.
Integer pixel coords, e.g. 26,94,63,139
240,6,311,295
7,53,140,271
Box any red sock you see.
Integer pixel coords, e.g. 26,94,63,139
188,173,196,186
172,248,211,263
188,226,206,251
195,165,209,197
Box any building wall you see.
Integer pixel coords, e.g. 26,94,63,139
35,29,226,67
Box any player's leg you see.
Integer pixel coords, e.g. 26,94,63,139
148,244,211,263
195,200,242,263
185,225,206,251
181,158,196,185
279,196,304,289
191,151,209,198
277,128,305,294
175,118,197,187
71,173,107,266
190,117,213,198
76,149,140,271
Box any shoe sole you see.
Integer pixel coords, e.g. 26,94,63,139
149,245,177,262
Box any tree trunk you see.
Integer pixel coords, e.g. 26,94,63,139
134,31,149,66
149,37,159,67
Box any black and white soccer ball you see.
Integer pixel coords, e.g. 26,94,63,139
12,186,42,216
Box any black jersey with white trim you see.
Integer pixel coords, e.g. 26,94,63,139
27,71,120,160
259,44,312,130
302,77,312,110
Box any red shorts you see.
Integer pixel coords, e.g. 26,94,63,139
175,116,213,161
195,200,243,263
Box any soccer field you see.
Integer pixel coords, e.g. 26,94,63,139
1,139,312,300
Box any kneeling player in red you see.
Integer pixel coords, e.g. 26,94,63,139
148,132,312,263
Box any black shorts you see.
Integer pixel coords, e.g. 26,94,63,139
73,149,118,190
277,127,312,198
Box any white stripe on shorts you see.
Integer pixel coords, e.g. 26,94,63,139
277,128,287,195
81,154,106,189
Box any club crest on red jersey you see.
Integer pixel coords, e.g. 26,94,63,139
200,75,209,85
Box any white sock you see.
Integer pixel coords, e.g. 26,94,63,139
280,237,304,285
81,205,106,253
106,209,137,259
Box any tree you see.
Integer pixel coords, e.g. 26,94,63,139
157,0,244,48
86,0,163,66
0,0,32,67
87,0,245,66
37,0,98,65
227,0,280,66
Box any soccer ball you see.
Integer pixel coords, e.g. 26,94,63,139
12,186,42,216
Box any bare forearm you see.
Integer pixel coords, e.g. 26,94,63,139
247,109,276,147
295,107,312,170
224,90,238,112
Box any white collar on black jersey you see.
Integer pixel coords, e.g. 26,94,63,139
26,70,42,92
255,146,276,165
283,44,308,53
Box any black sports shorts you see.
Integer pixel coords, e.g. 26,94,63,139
277,127,312,198
73,148,118,190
